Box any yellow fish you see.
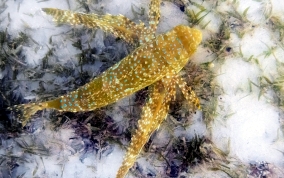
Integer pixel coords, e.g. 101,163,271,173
9,24,201,126
9,0,202,177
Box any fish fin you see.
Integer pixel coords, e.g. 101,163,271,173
7,103,44,126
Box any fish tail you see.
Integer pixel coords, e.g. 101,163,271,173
7,102,47,126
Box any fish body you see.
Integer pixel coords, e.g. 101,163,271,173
49,25,201,112
10,25,201,127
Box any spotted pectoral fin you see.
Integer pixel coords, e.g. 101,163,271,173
174,75,201,110
42,8,143,45
137,0,161,45
116,80,170,178
148,0,161,33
